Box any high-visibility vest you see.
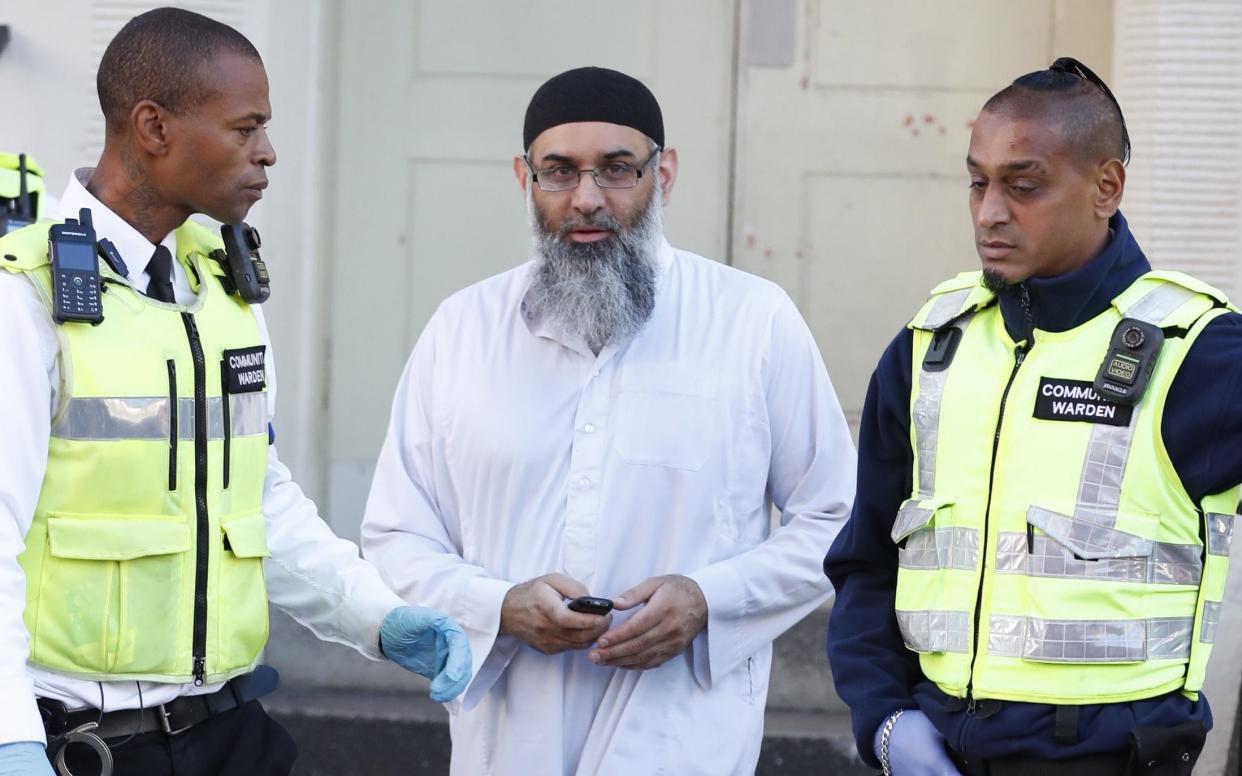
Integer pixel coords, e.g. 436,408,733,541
895,270,1238,704
1,219,270,685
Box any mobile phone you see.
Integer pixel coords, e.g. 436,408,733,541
567,596,613,615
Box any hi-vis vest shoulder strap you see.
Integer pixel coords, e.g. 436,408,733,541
895,270,1238,705
3,220,272,685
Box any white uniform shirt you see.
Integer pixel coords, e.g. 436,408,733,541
0,170,403,746
362,240,857,776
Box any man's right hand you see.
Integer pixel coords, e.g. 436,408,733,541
499,573,611,654
874,709,962,775
0,741,54,776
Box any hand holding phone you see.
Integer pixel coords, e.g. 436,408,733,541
567,596,614,616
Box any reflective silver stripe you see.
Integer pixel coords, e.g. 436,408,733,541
913,314,974,496
892,501,933,543
896,610,970,654
995,532,1028,572
1206,513,1235,557
1122,283,1200,325
899,527,979,571
921,288,973,330
913,367,947,497
53,397,172,441
1076,420,1135,521
995,532,1201,585
989,614,1193,662
1152,543,1204,586
51,394,266,441
1201,601,1221,645
1028,506,1153,559
226,393,267,437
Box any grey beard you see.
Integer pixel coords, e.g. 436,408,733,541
524,187,663,354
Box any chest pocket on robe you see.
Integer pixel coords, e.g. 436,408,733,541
612,362,720,472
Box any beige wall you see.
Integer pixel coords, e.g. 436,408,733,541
732,0,1114,432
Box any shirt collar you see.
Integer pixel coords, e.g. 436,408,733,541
58,168,179,288
520,235,676,349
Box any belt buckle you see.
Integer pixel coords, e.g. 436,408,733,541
158,703,193,736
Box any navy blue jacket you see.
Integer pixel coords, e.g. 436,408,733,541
824,212,1242,767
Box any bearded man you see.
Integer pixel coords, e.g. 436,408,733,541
359,66,857,776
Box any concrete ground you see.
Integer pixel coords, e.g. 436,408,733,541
264,689,869,775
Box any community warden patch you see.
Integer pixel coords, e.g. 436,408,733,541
1034,377,1132,427
223,345,267,393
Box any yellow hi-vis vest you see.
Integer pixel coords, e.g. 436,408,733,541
895,270,1238,705
0,220,271,684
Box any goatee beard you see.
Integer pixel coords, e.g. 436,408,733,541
524,186,664,354
981,268,1014,293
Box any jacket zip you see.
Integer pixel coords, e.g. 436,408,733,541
181,313,210,686
961,286,1034,735
166,360,177,491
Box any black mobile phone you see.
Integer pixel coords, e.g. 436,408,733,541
567,596,613,615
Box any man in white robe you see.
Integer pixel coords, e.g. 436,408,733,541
360,66,856,776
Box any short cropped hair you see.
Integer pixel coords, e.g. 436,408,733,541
981,57,1130,166
97,7,262,134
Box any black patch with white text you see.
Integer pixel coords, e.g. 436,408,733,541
1034,377,1132,426
222,345,267,393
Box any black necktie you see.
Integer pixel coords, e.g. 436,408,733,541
146,246,176,303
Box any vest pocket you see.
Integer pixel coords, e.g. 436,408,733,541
217,513,270,670
995,507,1197,665
43,515,191,674
893,497,974,655
892,496,966,571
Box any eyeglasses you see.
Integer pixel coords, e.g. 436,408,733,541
526,149,660,192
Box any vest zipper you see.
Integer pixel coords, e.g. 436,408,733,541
961,285,1034,742
181,313,210,686
166,360,177,491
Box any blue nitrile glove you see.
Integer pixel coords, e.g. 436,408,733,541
379,606,472,702
0,741,54,776
873,709,963,776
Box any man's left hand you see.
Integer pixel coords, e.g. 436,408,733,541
589,575,707,670
379,606,473,702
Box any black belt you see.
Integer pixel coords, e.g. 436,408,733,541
952,751,1130,776
39,665,279,741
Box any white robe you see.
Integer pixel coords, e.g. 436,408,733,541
361,240,856,775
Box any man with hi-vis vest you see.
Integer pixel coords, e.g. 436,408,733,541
0,8,470,776
825,58,1242,776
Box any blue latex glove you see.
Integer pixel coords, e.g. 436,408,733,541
379,606,472,702
873,709,963,776
0,742,54,776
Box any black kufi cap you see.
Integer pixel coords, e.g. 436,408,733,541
523,66,664,150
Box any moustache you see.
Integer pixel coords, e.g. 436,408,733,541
556,212,623,238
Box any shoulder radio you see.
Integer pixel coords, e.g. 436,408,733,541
49,208,103,324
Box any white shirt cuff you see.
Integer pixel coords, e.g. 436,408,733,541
686,562,748,691
456,576,517,710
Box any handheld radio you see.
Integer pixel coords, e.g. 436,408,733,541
0,153,37,236
212,223,270,303
49,208,103,324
